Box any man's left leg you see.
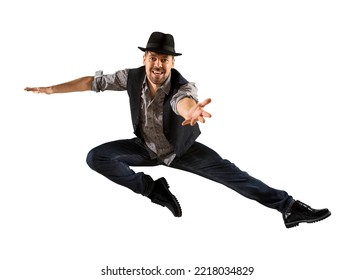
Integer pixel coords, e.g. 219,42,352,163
169,142,330,227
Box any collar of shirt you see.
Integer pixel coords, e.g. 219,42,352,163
142,74,172,96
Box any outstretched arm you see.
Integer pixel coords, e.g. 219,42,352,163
177,97,212,126
24,76,94,94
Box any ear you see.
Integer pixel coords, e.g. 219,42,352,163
172,56,175,68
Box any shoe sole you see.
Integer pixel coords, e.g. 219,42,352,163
154,193,182,217
163,179,182,217
154,178,182,217
285,211,331,228
170,193,182,217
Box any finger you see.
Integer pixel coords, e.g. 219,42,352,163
25,87,42,93
181,119,190,126
199,98,212,107
182,118,196,126
29,87,49,94
202,111,212,118
198,116,205,123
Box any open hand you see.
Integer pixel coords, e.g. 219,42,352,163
182,98,212,126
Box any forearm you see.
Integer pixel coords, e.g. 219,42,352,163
170,82,198,115
50,76,94,93
25,76,94,94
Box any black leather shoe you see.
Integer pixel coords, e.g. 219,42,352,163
148,178,182,217
283,200,331,228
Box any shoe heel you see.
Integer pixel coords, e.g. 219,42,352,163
286,222,299,228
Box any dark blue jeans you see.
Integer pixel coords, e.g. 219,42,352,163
86,138,293,213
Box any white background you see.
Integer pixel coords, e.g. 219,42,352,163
1,0,354,279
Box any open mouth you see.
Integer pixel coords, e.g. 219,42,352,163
152,69,164,75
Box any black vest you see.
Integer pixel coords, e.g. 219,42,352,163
126,66,201,158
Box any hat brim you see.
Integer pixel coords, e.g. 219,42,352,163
138,47,182,56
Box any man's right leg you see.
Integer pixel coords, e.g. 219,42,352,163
86,138,182,217
86,138,157,195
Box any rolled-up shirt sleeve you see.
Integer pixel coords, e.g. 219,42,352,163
92,69,130,92
170,82,199,115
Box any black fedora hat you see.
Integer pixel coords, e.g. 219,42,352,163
138,31,182,56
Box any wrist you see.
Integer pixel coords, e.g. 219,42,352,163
177,97,196,118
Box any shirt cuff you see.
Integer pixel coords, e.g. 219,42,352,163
171,93,198,115
91,70,103,92
170,82,198,115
